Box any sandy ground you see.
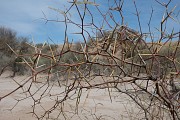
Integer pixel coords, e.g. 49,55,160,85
0,71,140,120
0,71,173,120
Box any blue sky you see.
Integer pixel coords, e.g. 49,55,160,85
0,0,179,44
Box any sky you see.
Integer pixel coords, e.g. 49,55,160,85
0,0,179,44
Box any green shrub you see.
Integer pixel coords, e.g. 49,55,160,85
11,57,28,76
61,52,84,64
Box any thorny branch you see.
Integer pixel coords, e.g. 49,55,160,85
0,0,179,120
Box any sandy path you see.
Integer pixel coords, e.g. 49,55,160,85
0,72,142,120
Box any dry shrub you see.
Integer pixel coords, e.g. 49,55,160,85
0,0,179,120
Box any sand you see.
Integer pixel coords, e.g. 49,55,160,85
0,71,173,120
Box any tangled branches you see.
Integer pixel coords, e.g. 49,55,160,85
0,0,179,120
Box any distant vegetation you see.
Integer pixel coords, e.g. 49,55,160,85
0,26,31,76
0,26,179,77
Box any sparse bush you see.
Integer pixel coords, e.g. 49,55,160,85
0,26,31,75
11,57,28,76
0,26,18,55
